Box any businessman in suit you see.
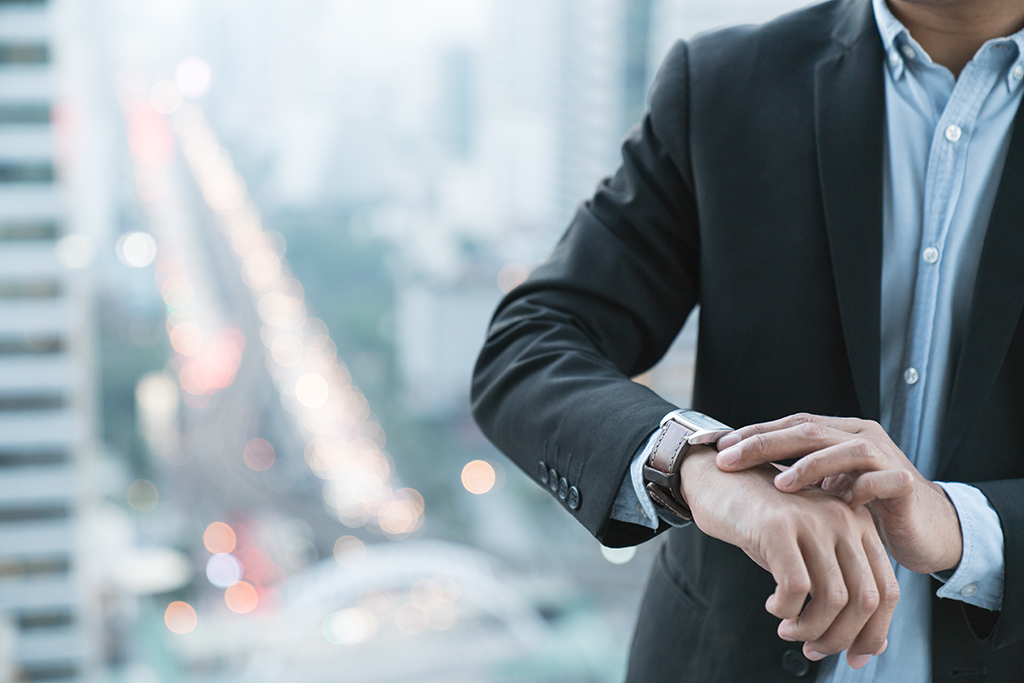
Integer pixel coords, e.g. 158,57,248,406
472,0,1024,680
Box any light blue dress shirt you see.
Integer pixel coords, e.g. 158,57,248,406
610,1,1021,679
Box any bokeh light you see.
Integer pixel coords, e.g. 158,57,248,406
225,581,259,614
55,234,95,270
333,535,367,568
270,333,304,367
428,603,459,631
242,437,276,472
127,479,159,512
395,603,428,635
497,262,530,293
135,373,179,421
164,601,197,634
176,57,213,98
410,579,445,611
600,545,637,565
203,522,236,554
461,460,496,495
323,608,377,645
206,553,243,588
116,232,158,268
294,373,329,407
150,80,183,114
160,275,194,309
169,322,203,356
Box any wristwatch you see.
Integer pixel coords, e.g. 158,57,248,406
643,410,733,525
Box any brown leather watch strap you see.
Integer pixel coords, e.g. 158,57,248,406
643,419,695,524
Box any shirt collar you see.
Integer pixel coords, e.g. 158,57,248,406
872,0,1024,91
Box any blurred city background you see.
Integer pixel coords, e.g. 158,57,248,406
0,0,806,681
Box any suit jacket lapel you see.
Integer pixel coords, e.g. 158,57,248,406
939,102,1024,473
814,0,886,421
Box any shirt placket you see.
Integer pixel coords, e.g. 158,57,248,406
897,59,997,469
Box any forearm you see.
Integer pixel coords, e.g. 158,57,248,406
472,300,676,540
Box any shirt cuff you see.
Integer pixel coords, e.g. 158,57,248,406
609,411,694,531
932,481,1004,611
609,429,660,530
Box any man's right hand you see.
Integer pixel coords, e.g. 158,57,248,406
679,447,900,669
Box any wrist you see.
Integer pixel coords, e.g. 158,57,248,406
678,445,718,510
930,481,965,574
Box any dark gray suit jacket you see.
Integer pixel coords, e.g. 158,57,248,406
471,0,1024,679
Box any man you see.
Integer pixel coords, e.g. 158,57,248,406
471,0,1024,680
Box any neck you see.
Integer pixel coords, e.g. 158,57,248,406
887,0,1024,76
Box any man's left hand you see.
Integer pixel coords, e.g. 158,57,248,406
714,413,963,575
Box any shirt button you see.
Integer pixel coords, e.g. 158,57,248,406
945,124,962,142
922,247,940,264
961,583,979,598
635,502,647,519
548,468,559,492
888,52,901,68
904,367,920,385
537,461,549,484
901,44,916,60
1013,64,1024,80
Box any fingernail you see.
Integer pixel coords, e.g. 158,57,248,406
718,447,740,467
718,432,741,450
775,468,797,489
841,490,853,504
780,635,796,642
875,639,888,656
805,651,827,662
849,654,871,669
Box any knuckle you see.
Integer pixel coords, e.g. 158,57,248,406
780,574,811,597
882,579,901,606
850,438,874,459
855,588,880,613
790,413,814,426
799,422,823,439
809,634,849,654
825,585,849,610
752,433,771,455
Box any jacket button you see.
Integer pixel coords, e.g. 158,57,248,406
781,650,811,678
548,469,559,492
537,461,548,484
567,486,581,510
558,477,569,500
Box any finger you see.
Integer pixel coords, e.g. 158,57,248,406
718,422,852,471
846,469,915,507
764,536,812,621
803,538,881,664
845,529,899,666
717,413,864,451
820,473,854,498
777,538,847,646
774,439,885,492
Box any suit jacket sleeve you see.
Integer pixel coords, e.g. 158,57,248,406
471,41,700,547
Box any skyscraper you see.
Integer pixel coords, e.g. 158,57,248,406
0,1,100,680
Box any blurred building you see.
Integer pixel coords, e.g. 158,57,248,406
0,0,101,681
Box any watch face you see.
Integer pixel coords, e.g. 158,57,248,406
676,410,731,432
